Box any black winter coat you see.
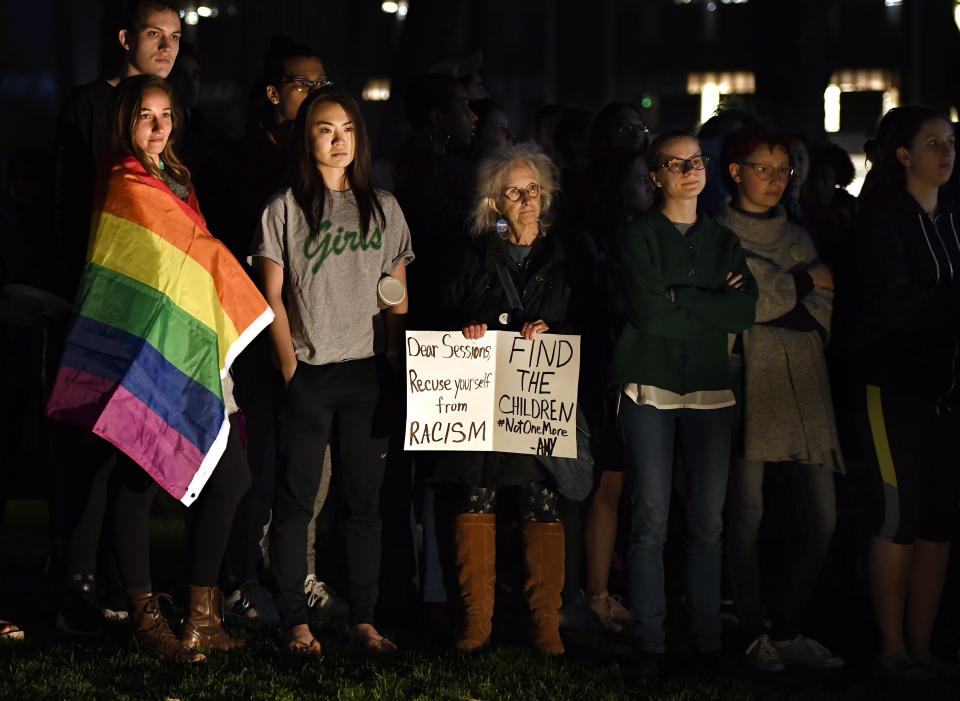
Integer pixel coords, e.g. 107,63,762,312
445,231,572,334
434,230,574,488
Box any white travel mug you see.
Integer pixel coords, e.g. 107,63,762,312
377,274,406,309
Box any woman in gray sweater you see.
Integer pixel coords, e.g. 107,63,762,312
717,125,844,673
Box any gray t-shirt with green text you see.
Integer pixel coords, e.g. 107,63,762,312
250,187,414,365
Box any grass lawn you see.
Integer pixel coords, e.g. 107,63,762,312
1,499,958,700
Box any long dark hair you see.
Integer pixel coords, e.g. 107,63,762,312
111,74,191,186
862,105,948,199
289,88,384,237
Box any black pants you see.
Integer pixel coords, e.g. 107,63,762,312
114,416,251,594
270,358,388,628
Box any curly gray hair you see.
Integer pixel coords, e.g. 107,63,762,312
470,144,560,237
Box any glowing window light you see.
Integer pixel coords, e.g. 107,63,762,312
824,84,841,133
363,78,391,102
197,6,212,17
700,83,720,126
882,88,900,116
184,11,199,25
381,1,399,13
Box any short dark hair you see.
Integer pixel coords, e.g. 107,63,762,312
122,1,182,32
722,124,791,194
809,142,855,188
403,73,462,130
263,36,322,86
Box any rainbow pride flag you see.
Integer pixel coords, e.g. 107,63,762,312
47,156,274,506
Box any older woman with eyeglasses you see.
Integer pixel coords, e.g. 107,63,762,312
717,124,845,672
608,129,757,675
436,144,569,655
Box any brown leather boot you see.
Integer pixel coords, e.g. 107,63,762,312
522,521,565,655
454,513,496,651
181,585,243,651
128,592,206,663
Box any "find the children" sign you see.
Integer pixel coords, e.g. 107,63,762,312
404,330,581,458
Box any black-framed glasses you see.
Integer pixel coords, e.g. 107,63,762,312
739,162,795,181
502,183,541,201
659,154,709,174
618,121,650,136
280,77,334,93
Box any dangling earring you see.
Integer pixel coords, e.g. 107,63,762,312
496,218,509,235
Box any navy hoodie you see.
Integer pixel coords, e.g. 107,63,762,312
837,184,960,405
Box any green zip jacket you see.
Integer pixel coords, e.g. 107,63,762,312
608,209,758,394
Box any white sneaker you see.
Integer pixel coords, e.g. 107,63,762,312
304,575,349,618
745,633,786,672
225,580,280,626
773,634,846,669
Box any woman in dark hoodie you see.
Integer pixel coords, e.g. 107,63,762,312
842,105,960,677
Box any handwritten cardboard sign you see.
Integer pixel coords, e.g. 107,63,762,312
405,330,580,458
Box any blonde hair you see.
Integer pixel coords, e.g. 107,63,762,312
470,144,560,236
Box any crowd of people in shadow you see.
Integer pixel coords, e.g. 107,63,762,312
2,0,960,683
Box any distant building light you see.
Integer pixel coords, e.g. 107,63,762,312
955,1,960,33
641,96,653,109
706,1,717,10
363,78,391,102
882,88,900,116
700,83,720,126
951,106,959,123
197,6,212,17
398,1,409,17
687,71,755,95
226,5,237,16
179,9,185,18
720,0,749,4
824,84,841,133
884,0,902,6
382,1,399,13
184,10,199,25
673,0,694,4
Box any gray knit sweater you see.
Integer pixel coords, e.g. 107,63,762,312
718,203,844,472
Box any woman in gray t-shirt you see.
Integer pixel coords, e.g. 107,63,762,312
250,88,413,659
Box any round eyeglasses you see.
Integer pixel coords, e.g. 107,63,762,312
738,162,795,181
502,183,541,202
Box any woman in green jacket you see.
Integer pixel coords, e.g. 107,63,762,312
609,130,757,673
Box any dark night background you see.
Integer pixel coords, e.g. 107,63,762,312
1,0,959,166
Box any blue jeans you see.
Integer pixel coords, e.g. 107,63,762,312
725,459,836,640
620,400,732,653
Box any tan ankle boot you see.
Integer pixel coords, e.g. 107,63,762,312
522,521,565,655
454,513,496,651
181,585,242,651
129,592,205,663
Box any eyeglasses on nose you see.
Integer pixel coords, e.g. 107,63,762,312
659,154,709,174
502,183,541,201
280,78,334,93
739,162,795,181
618,122,650,136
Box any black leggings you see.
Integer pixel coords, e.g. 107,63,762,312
114,416,251,595
461,481,560,522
